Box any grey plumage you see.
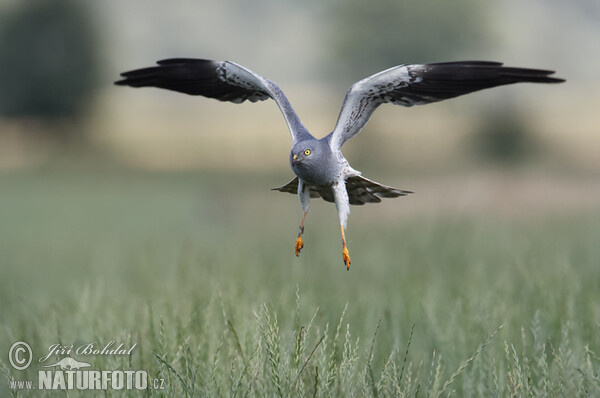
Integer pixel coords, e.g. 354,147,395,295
116,58,564,269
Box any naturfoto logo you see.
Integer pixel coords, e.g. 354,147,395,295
7,340,165,392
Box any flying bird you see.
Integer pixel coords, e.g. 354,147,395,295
115,58,564,270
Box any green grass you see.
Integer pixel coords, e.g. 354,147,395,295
1,166,599,396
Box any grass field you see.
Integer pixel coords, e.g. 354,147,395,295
1,165,599,396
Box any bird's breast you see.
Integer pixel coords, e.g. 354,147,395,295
291,162,335,186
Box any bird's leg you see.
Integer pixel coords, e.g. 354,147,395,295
332,179,351,270
295,211,307,256
340,224,351,270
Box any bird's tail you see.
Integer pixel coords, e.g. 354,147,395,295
272,176,412,205
344,175,413,205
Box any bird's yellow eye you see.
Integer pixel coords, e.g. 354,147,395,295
304,149,311,156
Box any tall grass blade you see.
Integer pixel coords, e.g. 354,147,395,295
439,323,503,396
153,352,193,396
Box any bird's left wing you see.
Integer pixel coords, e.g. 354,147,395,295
115,58,312,142
328,61,564,149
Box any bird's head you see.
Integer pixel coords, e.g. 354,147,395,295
291,139,329,166
290,140,334,185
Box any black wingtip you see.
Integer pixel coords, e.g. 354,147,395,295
428,60,504,67
422,61,566,86
114,58,224,90
113,75,146,87
113,69,145,87
544,75,566,84
501,65,565,84
156,58,215,66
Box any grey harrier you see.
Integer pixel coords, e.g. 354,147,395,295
116,59,563,270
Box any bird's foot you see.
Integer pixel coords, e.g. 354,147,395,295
295,236,304,256
342,247,351,270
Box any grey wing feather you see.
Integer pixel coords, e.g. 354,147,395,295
328,61,564,149
115,58,312,143
272,176,412,205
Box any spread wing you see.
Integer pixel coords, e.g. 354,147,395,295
328,61,565,149
115,58,313,143
272,176,412,205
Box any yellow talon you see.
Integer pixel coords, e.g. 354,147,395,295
295,236,304,256
342,247,351,270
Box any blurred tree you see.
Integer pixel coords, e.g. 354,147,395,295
470,108,537,165
325,0,488,82
0,0,99,138
324,1,542,169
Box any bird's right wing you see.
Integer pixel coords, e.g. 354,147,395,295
115,58,313,143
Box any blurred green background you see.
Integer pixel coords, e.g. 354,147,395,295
1,0,599,396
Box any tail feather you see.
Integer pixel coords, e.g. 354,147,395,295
345,175,412,205
271,176,412,205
